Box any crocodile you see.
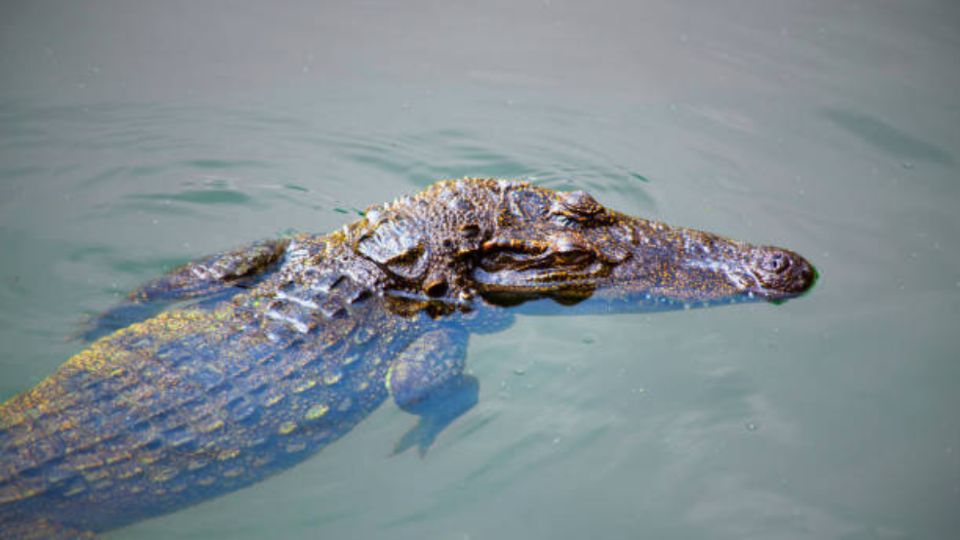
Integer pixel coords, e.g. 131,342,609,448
0,178,816,538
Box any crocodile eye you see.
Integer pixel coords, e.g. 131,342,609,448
550,190,607,226
758,251,790,274
560,191,602,216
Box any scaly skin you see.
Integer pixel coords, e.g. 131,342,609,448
0,178,816,538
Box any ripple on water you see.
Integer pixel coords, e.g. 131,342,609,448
310,122,659,214
3,101,662,235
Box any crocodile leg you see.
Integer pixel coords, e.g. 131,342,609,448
79,238,289,341
387,326,479,457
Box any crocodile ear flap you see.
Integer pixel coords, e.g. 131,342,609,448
356,218,430,281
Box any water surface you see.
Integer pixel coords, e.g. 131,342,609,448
1,1,958,538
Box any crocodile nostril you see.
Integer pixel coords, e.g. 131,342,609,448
772,251,817,295
760,252,790,274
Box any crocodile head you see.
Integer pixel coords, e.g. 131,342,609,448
354,179,816,313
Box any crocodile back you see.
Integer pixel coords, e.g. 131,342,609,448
0,245,423,533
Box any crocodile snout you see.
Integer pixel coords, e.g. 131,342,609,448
747,247,817,300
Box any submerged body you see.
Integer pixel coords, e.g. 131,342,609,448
0,179,815,538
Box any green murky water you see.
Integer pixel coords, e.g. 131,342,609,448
1,1,958,538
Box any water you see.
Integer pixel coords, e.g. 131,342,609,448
1,0,958,538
